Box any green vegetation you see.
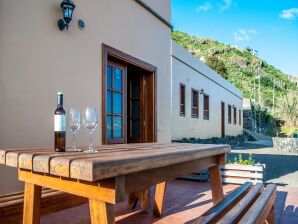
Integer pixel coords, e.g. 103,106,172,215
172,31,298,135
228,153,255,165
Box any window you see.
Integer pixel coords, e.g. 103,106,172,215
234,107,237,125
228,105,231,124
203,94,209,120
191,89,199,118
239,109,242,125
180,84,185,116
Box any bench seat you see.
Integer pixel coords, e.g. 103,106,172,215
0,188,87,223
196,182,276,224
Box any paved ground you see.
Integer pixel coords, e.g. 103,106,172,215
41,180,298,224
229,141,298,187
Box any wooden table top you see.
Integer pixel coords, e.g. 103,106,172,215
0,143,230,182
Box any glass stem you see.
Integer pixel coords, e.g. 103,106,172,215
72,133,76,149
89,132,93,150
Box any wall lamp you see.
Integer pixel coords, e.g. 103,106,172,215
58,0,75,31
200,89,204,94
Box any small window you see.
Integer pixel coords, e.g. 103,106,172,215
234,107,237,125
191,89,199,118
228,105,232,124
180,84,185,116
239,109,242,125
203,94,209,120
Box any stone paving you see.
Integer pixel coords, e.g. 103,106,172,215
41,179,298,224
230,142,298,187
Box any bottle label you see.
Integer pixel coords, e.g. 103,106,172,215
54,115,66,132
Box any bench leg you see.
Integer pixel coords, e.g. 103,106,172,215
153,182,167,217
209,165,224,205
23,182,42,224
265,205,275,224
89,199,115,224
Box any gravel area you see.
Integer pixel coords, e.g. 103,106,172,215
228,141,298,187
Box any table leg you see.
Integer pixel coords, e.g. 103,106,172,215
209,164,224,205
153,182,167,217
23,182,42,224
128,192,139,209
128,188,151,213
89,199,115,224
139,188,150,213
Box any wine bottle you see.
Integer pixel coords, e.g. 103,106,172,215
54,92,66,152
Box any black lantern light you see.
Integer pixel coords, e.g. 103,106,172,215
58,0,75,31
200,89,204,94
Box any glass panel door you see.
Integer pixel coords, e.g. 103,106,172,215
106,62,126,144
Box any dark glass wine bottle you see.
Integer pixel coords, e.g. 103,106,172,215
54,92,66,152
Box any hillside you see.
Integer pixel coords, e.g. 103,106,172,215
172,31,298,109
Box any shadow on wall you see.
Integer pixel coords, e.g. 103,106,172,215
228,153,298,185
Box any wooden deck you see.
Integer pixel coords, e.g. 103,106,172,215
38,180,298,224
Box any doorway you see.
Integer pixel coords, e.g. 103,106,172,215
221,102,225,138
102,44,156,144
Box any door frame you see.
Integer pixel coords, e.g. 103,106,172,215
102,44,157,144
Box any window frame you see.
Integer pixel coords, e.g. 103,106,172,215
179,84,186,116
228,105,232,124
191,88,199,118
203,94,210,120
239,109,242,125
234,107,237,125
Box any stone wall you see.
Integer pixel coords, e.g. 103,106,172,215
273,137,298,154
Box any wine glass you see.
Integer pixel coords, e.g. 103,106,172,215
67,108,82,152
83,107,98,153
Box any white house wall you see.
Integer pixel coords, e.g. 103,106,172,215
171,41,243,140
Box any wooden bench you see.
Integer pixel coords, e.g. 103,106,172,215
0,188,87,223
195,182,276,224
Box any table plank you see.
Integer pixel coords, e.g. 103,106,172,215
1,144,230,182
33,144,184,175
71,144,229,181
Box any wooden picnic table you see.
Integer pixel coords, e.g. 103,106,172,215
0,143,230,224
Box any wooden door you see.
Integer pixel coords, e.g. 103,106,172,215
106,61,126,144
127,73,143,143
221,102,225,137
127,72,155,143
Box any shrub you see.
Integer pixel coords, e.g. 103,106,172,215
228,153,255,165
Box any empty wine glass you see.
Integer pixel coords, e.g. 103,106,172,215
67,108,82,152
83,107,98,153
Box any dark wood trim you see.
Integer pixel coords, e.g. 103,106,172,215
102,44,157,144
191,88,199,118
179,83,186,117
221,101,225,138
134,0,173,29
203,93,210,120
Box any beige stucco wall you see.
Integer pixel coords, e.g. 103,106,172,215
0,0,171,194
171,41,243,140
142,0,171,23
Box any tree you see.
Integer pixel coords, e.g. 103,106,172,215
205,55,228,78
276,91,298,127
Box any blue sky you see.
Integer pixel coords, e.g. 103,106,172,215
172,0,298,76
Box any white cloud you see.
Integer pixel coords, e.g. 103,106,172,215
280,8,298,20
196,2,212,12
233,29,257,42
219,0,232,12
